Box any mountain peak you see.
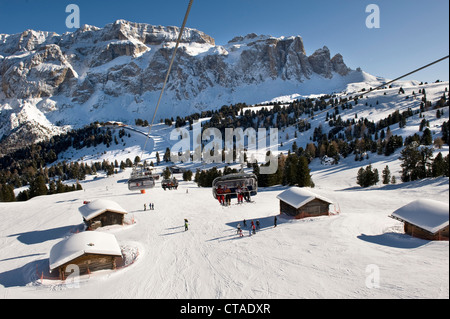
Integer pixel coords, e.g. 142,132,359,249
0,20,360,148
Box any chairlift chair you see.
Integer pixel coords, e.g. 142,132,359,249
128,167,156,191
212,172,258,200
162,178,179,190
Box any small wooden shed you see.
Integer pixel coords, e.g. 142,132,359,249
79,199,127,230
49,232,122,280
277,187,334,219
390,199,449,241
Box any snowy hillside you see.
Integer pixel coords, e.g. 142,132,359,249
38,81,450,172
0,78,448,299
0,156,448,299
0,15,449,300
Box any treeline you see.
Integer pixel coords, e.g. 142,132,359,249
356,145,449,188
163,96,338,132
164,86,448,167
0,123,130,190
356,150,449,188
14,176,83,202
400,144,449,182
0,175,83,202
194,166,238,188
0,157,139,202
254,153,314,188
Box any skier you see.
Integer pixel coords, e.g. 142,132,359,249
243,186,251,202
243,219,247,227
184,219,189,231
252,223,256,235
144,203,147,211
256,220,260,230
216,185,224,205
224,186,231,206
236,186,243,204
236,223,241,235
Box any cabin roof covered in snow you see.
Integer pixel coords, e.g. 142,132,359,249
391,199,449,234
79,199,127,221
49,232,122,271
276,187,334,209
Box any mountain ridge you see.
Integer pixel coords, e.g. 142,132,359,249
1,20,389,151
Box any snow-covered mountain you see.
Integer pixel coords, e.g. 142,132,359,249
0,20,385,151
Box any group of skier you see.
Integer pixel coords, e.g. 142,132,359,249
216,184,251,206
181,216,277,237
236,220,258,237
144,203,155,211
236,216,278,237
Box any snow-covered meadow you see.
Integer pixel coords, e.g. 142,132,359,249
0,155,448,299
0,81,448,299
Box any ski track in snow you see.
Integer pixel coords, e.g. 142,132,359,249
0,81,449,299
0,164,449,299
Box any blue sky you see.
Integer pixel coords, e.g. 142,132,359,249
0,0,448,82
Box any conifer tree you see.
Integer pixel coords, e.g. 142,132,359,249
0,183,15,202
400,142,433,182
283,154,298,186
296,156,314,187
421,128,433,145
357,165,379,187
163,148,171,163
29,175,48,198
432,152,446,177
382,165,391,184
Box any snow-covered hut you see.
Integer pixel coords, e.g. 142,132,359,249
390,199,449,241
277,187,334,219
79,199,127,230
49,232,122,280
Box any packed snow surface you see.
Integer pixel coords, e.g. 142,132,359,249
0,164,448,299
0,81,449,299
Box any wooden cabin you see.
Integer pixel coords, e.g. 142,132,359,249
390,199,449,241
277,187,333,219
79,199,127,230
49,232,122,280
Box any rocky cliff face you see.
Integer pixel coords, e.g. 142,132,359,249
0,20,358,150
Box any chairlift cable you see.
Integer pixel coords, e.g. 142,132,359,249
140,0,194,162
293,55,450,130
253,55,449,155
